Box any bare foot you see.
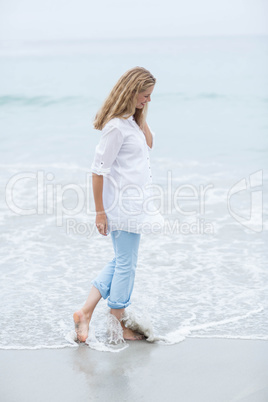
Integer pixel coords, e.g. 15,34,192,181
73,310,91,342
122,326,144,341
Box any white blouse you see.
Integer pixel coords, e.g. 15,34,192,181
90,115,164,234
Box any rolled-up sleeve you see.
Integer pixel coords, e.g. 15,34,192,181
90,126,124,175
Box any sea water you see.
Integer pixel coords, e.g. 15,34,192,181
0,36,267,351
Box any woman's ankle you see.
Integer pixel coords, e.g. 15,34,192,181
110,308,125,322
80,308,92,319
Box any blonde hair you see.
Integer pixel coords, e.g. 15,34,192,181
94,66,156,130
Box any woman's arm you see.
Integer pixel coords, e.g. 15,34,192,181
142,121,153,149
92,173,108,236
90,126,124,236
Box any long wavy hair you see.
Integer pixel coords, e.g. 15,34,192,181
94,66,156,130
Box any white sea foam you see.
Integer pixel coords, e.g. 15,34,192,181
64,317,129,353
161,306,265,345
121,310,164,343
0,344,78,350
86,323,129,353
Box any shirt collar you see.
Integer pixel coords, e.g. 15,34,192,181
123,114,134,121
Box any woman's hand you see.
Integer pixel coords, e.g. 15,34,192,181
95,211,108,236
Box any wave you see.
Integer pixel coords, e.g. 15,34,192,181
195,92,227,100
155,92,227,101
0,343,78,350
160,305,265,345
0,162,89,171
1,333,266,352
1,93,266,109
0,158,225,172
0,95,96,107
1,306,265,352
189,334,268,341
0,92,226,109
156,92,268,103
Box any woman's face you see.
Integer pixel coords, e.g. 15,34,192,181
135,85,155,109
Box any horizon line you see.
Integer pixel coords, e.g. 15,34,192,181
0,33,267,44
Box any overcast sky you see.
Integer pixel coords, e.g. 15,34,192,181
0,0,267,41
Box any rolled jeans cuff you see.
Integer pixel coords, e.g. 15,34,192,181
91,280,110,300
107,297,131,309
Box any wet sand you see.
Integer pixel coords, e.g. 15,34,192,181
1,339,268,402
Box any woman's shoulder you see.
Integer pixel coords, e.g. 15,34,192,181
104,117,120,128
103,116,129,132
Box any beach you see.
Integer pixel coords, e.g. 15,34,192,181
0,36,268,401
1,339,267,402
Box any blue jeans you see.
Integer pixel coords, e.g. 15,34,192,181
91,230,141,309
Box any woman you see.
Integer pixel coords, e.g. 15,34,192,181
73,66,164,342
